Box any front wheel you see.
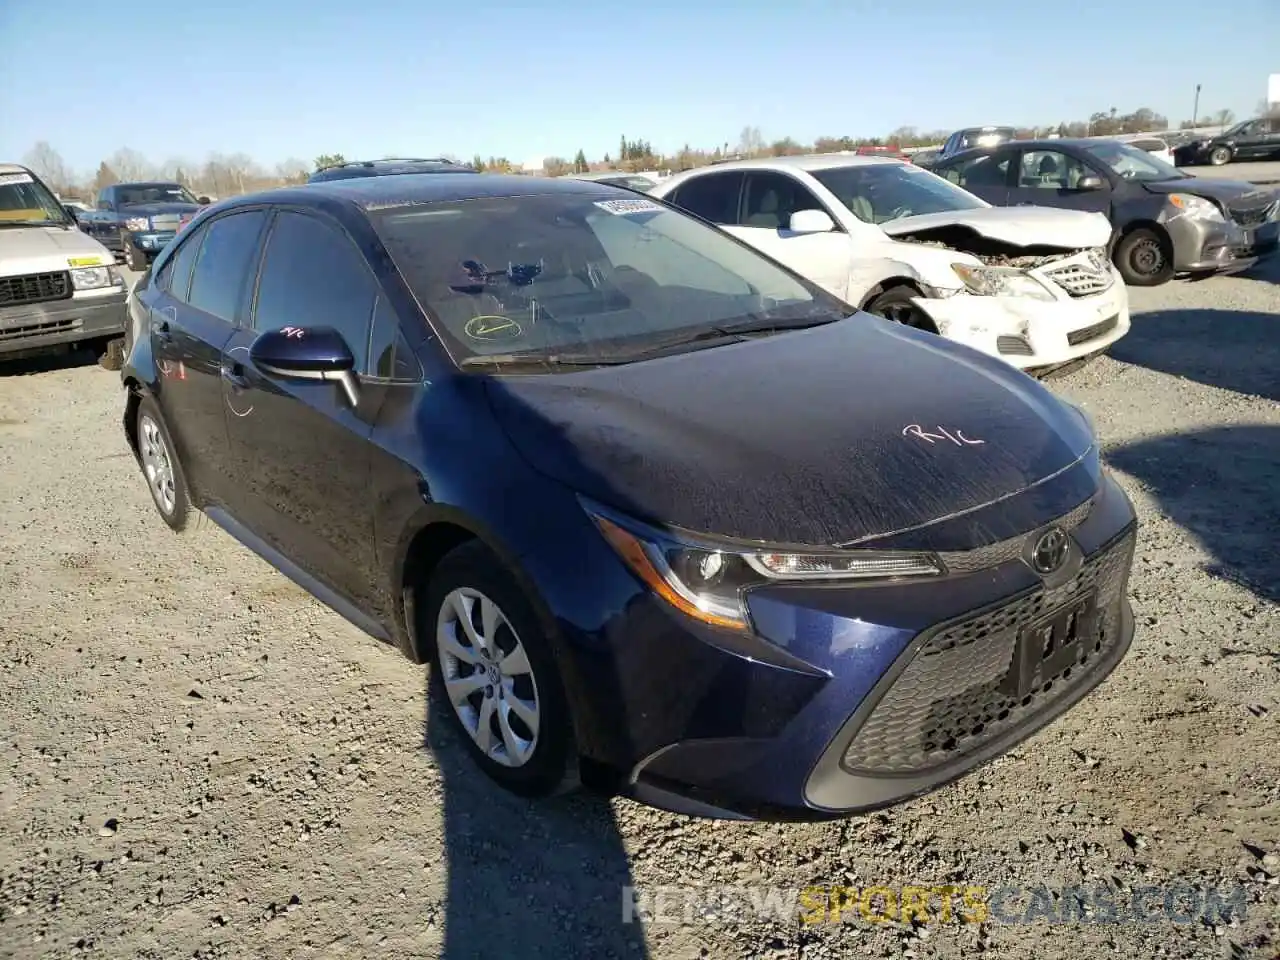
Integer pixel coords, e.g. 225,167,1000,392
1207,146,1232,166
1114,228,1174,286
423,541,576,799
864,286,937,333
123,237,146,272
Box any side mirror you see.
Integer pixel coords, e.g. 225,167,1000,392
1076,175,1105,191
198,196,211,205
249,326,360,405
787,209,836,234
63,205,79,221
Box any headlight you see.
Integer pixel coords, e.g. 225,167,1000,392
70,266,113,290
1168,194,1224,221
585,500,941,631
951,263,1056,302
124,217,150,231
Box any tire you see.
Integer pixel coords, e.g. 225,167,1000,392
422,540,576,798
1114,228,1174,287
135,395,191,531
123,236,146,272
1207,146,1231,166
97,336,125,371
864,286,937,332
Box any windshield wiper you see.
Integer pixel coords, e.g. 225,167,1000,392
701,312,848,337
459,352,643,368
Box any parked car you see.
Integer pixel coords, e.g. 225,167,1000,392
307,158,474,183
1173,116,1280,166
120,173,1138,820
929,138,1280,285
1111,133,1176,167
60,198,92,216
0,163,128,366
77,181,210,271
561,171,658,192
650,155,1129,374
936,126,1018,163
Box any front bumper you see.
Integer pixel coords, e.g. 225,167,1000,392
0,289,127,358
124,230,178,258
614,470,1138,821
910,275,1131,372
1169,215,1279,275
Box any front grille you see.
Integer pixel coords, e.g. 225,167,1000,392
0,271,72,307
1066,314,1120,346
935,497,1093,576
1229,204,1274,229
149,214,182,232
1044,263,1115,298
997,335,1033,356
0,318,79,342
840,527,1135,775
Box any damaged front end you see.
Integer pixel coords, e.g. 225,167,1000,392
879,222,1128,373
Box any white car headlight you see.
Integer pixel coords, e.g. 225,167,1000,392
1168,194,1224,221
70,266,113,290
584,499,941,631
124,216,150,231
951,263,1056,302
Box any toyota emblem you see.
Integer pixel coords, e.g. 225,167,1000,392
1031,528,1070,575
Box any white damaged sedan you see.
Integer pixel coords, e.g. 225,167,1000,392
650,155,1129,374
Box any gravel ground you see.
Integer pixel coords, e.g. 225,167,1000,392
1,258,1278,960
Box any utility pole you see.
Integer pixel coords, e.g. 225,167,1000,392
1192,84,1201,127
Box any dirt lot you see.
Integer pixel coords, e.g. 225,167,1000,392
1,257,1278,960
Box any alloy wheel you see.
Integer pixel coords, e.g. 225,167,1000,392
436,587,541,767
138,414,176,515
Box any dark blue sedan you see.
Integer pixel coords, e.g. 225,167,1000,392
120,173,1138,821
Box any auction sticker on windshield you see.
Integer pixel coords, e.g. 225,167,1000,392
0,172,34,185
594,198,664,216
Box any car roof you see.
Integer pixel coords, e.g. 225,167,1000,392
0,162,34,176
669,153,904,176
308,158,472,182
219,173,626,214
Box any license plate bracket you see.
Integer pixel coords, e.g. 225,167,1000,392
1003,593,1096,700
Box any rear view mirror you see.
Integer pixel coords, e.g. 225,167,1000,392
250,326,359,405
1076,176,1105,191
788,209,836,234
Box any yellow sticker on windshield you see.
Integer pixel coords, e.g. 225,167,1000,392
67,256,104,267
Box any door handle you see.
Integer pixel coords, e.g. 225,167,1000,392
220,361,250,389
155,319,173,342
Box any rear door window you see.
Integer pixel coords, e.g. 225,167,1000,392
669,172,744,225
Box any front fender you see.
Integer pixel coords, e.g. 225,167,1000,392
847,255,946,306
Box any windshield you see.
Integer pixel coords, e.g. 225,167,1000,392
371,192,849,367
0,170,72,225
811,163,989,224
116,182,200,205
960,127,1015,150
1079,141,1185,182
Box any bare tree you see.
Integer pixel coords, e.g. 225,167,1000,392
736,126,765,157
275,158,310,184
107,147,152,182
1213,108,1235,127
22,142,71,193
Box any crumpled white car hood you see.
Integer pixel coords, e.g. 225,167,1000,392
880,205,1113,250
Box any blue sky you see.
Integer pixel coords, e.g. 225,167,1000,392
2,0,1276,175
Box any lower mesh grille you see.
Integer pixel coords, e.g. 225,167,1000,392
1067,314,1119,346
840,528,1135,775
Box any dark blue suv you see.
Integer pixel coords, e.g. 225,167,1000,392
121,173,1138,820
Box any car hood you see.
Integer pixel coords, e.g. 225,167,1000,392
1141,177,1276,207
0,225,114,275
879,205,1113,249
482,318,1095,547
117,201,202,216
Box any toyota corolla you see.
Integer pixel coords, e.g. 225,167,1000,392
120,174,1138,820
